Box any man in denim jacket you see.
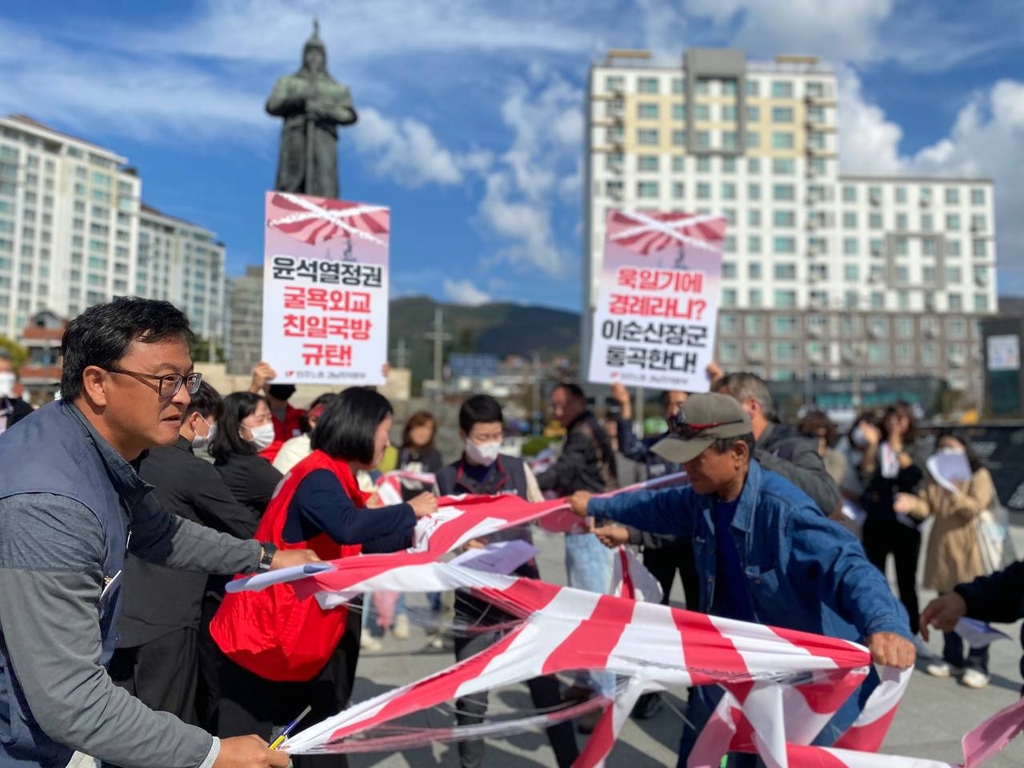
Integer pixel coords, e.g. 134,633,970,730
569,393,915,767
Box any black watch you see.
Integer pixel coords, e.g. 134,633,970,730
258,543,278,571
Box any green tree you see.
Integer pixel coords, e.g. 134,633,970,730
0,336,28,370
189,335,226,364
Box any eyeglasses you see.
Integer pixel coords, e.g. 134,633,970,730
667,415,746,440
105,367,202,398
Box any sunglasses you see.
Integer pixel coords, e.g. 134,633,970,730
667,416,747,440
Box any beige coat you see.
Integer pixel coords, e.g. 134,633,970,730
906,467,995,593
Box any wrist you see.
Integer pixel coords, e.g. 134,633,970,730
258,543,278,571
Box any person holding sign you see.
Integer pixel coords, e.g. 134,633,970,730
895,432,996,687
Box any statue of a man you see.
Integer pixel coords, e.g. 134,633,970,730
266,21,357,198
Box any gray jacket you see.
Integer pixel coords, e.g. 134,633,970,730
0,402,260,768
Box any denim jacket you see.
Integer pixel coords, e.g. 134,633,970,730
588,460,910,645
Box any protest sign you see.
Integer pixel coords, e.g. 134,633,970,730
588,210,725,392
262,192,390,385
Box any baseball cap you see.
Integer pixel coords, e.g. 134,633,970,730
651,393,752,465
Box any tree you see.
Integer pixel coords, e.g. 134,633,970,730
0,336,27,370
189,335,226,364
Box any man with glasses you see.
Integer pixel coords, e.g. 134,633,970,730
0,297,315,768
568,393,915,768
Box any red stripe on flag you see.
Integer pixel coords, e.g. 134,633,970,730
541,594,633,676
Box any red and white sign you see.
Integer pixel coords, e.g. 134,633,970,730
261,192,390,385
589,210,725,392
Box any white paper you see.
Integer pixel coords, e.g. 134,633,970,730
449,540,538,575
927,450,973,494
954,617,1011,649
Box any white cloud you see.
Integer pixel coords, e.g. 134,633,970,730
443,278,492,306
836,69,903,175
351,107,491,187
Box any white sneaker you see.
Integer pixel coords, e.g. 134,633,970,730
360,630,383,653
393,613,410,640
925,661,964,679
426,633,445,650
961,668,990,689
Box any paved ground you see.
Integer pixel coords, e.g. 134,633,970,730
348,524,1024,767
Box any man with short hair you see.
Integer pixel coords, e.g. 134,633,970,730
0,347,32,435
248,361,305,463
436,394,578,768
570,393,915,767
110,381,264,729
535,382,618,731
0,297,316,768
714,371,840,516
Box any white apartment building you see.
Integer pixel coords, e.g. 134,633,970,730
583,49,997,403
138,204,226,340
0,115,227,344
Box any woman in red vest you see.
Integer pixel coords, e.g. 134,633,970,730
211,387,436,767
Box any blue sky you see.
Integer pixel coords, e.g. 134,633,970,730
2,0,1023,310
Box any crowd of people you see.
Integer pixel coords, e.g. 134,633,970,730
0,296,1022,768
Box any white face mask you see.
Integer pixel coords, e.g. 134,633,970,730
191,417,216,450
465,439,501,466
850,426,867,449
247,423,276,452
0,372,16,398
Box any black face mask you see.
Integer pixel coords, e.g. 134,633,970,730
267,384,296,401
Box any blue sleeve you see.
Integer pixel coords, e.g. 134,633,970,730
282,470,417,545
587,486,696,537
615,418,650,463
784,505,911,639
362,530,414,554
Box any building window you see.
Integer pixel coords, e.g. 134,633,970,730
637,155,658,172
923,238,936,256
745,131,761,149
637,182,659,198
773,184,795,201
672,182,684,199
745,80,760,96
605,75,624,91
696,182,711,200
747,183,761,201
844,263,859,281
721,105,737,121
722,182,736,200
637,102,659,119
773,210,795,227
921,213,934,232
774,290,797,308
972,239,987,257
672,156,684,172
722,262,737,279
868,212,883,230
774,263,797,281
843,186,857,203
771,81,794,98
637,128,659,145
771,132,794,149
947,240,961,257
772,158,795,175
895,213,907,231
638,77,659,94
895,266,909,283
671,103,686,120
949,294,963,311
971,187,986,205
771,106,794,123
840,211,856,229
773,236,796,254
946,266,962,283
721,288,737,307
671,130,687,146
722,131,738,150
695,131,711,148
944,187,960,205
946,214,960,231
694,104,710,121
605,126,623,143
748,210,762,227
748,235,762,253
724,235,736,253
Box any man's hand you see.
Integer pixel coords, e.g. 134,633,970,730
920,592,968,641
250,362,277,394
214,735,290,768
610,382,632,420
409,492,438,519
594,524,630,549
269,549,320,570
706,360,724,387
892,492,917,515
568,491,593,517
858,420,882,447
865,632,916,669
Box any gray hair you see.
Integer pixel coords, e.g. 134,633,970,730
716,372,776,421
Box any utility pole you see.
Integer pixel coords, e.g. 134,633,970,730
532,351,542,435
423,307,451,402
392,338,409,370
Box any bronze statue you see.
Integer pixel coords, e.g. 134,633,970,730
266,20,357,198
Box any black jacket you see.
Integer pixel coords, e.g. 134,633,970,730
214,452,283,522
536,410,618,495
0,397,33,431
955,562,1024,689
117,437,266,647
756,422,841,516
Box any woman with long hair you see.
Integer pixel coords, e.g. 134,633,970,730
859,401,925,646
211,388,437,768
399,410,445,474
895,431,996,688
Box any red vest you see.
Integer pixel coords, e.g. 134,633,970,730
210,450,365,681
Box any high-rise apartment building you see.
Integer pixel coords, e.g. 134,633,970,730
583,49,997,402
137,204,226,341
0,115,227,343
226,265,264,375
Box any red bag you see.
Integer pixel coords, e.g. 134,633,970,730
210,450,366,681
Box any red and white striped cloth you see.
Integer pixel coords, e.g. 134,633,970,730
266,193,390,246
606,210,727,256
